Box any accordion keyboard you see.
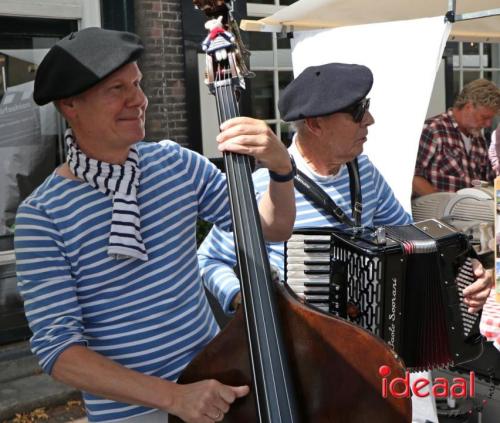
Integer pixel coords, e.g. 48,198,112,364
285,232,384,337
286,234,332,313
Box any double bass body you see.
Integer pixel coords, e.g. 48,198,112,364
172,282,412,422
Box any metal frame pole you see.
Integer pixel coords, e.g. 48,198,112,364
446,0,500,23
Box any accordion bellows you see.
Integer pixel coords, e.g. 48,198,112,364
285,219,484,370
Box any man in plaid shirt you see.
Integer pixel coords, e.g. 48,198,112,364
413,79,500,196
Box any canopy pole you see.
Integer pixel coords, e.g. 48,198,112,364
446,0,500,23
455,8,500,22
446,0,456,22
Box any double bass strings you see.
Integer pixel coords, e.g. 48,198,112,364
213,69,296,420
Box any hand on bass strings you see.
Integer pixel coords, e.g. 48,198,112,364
217,117,293,176
169,379,249,423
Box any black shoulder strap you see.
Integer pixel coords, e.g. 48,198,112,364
293,158,362,228
347,159,363,227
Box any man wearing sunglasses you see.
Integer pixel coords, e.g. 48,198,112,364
197,62,492,423
198,61,491,316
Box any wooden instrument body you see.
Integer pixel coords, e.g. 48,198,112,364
170,283,412,423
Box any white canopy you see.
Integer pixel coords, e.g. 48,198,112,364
242,0,500,42
240,1,500,212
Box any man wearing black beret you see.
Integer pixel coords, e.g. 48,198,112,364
199,61,416,316
198,62,493,413
15,27,297,423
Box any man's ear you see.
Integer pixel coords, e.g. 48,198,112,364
304,116,322,136
55,97,77,119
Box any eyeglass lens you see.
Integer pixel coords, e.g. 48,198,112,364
353,98,370,122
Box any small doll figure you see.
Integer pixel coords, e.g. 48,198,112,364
202,16,235,61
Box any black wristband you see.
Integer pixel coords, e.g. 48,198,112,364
269,156,296,182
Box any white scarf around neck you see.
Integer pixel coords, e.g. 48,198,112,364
65,129,148,261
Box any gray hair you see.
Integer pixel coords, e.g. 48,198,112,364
454,79,500,111
292,119,306,135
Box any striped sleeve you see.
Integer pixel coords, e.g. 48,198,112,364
366,159,412,226
197,226,240,315
198,168,281,313
15,203,87,374
175,142,232,231
251,170,288,275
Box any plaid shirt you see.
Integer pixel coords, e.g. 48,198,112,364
414,109,495,192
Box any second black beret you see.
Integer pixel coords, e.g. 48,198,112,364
278,63,373,122
34,27,144,106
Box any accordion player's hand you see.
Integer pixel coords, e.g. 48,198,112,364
462,259,494,313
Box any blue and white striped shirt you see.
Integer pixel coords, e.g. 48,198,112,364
198,143,411,313
15,141,234,422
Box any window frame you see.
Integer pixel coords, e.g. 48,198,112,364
0,0,101,28
248,2,294,141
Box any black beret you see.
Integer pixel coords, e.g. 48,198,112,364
278,63,373,122
34,27,144,105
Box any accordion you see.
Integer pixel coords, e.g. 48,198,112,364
284,219,484,370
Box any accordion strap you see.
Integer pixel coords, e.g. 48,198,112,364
294,159,362,228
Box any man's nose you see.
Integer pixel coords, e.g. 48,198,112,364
362,110,375,126
128,86,147,108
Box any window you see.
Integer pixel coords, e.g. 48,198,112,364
449,41,500,102
447,41,500,129
247,1,297,144
0,16,77,239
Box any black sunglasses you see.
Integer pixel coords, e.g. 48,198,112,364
339,98,370,123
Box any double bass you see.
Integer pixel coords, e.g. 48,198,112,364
171,2,412,421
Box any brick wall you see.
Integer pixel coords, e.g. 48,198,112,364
134,0,188,146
